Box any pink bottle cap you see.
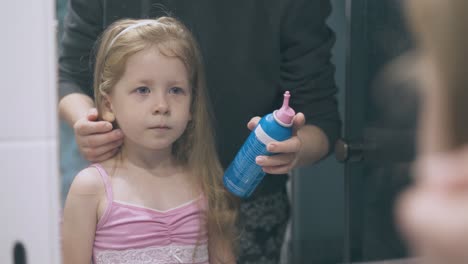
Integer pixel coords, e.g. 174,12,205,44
274,91,295,126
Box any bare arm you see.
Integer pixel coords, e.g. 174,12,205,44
62,168,104,264
250,0,340,174
279,0,341,159
59,93,95,127
294,123,329,167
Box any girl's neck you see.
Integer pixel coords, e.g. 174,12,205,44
119,144,183,175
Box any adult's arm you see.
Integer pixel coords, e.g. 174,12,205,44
58,0,123,162
279,0,341,164
58,0,103,125
59,0,103,101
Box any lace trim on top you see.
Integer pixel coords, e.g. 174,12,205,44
95,244,208,264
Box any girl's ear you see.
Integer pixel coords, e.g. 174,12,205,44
101,94,115,122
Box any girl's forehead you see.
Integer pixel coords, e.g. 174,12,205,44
144,41,181,56
119,48,190,85
126,45,184,66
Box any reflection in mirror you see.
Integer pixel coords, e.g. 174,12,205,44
59,0,340,263
56,1,341,264
52,0,468,263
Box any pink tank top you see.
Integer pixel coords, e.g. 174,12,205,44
91,164,209,264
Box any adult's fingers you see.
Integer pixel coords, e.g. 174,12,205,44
74,118,115,137
247,116,261,131
255,153,295,168
266,136,301,154
87,108,99,121
292,112,306,134
261,164,292,175
256,153,296,175
83,146,121,163
78,129,123,148
80,139,123,162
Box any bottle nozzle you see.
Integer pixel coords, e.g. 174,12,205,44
282,91,291,107
274,91,295,125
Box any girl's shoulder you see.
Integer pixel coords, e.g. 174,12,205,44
68,165,106,197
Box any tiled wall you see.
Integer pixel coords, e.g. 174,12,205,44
1,0,60,263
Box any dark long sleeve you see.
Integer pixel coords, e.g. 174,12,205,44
57,0,341,159
280,0,341,152
58,0,104,99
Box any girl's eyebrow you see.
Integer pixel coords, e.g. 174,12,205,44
130,76,189,87
135,79,154,86
166,78,190,87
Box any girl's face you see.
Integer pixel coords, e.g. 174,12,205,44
107,47,192,153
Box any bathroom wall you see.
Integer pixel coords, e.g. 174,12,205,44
0,1,60,263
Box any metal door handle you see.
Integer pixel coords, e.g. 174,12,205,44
335,138,365,163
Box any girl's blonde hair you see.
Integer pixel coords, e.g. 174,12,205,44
93,17,238,261
405,0,468,150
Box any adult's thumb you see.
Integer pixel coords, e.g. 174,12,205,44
87,108,99,121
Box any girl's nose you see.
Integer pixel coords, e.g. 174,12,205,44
152,94,169,115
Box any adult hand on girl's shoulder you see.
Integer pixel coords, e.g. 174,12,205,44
62,167,105,263
74,108,124,162
248,113,306,174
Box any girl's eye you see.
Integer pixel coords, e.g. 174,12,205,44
169,87,186,95
135,86,151,94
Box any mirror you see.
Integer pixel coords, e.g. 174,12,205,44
55,0,419,263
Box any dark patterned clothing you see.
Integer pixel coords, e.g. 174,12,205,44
238,188,290,264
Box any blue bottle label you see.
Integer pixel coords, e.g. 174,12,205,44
234,125,272,181
223,124,273,197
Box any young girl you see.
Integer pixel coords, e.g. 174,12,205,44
61,17,237,264
396,0,468,263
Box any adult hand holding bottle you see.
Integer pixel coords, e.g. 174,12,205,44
248,113,329,175
223,91,330,198
247,112,303,174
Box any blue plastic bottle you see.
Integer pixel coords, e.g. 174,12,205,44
223,91,296,198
